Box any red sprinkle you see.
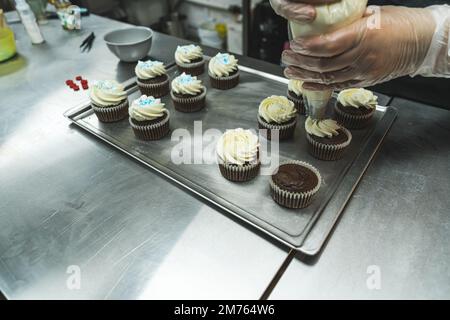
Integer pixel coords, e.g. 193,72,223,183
72,85,80,91
81,79,88,85
82,85,89,90
75,76,83,81
66,80,74,85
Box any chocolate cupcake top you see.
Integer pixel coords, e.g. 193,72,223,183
135,60,167,80
208,53,238,77
259,96,297,124
272,163,319,193
175,44,203,64
171,73,204,96
216,128,259,166
129,95,167,122
337,88,377,110
305,117,341,138
288,79,304,96
90,80,127,107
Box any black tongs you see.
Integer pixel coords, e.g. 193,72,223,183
80,32,95,53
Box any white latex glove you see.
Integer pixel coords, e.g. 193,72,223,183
282,5,441,90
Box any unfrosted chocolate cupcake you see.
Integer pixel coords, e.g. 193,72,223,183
208,53,240,90
287,79,305,115
257,95,297,141
170,73,207,112
334,88,378,129
305,117,352,161
269,160,321,209
216,128,260,182
175,44,205,76
135,60,170,98
90,80,129,122
128,95,170,140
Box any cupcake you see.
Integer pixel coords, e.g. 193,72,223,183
287,79,305,115
305,117,352,161
175,44,205,76
135,60,170,98
334,88,378,129
90,80,129,122
269,160,321,209
216,128,260,182
208,53,240,90
128,95,170,140
257,95,297,141
170,73,207,112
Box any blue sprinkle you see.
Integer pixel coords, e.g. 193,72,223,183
138,60,161,69
217,53,231,65
137,96,156,106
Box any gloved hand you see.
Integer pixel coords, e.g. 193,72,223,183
269,0,338,23
282,5,437,90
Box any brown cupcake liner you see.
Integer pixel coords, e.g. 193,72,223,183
269,160,322,209
170,88,207,113
209,70,240,90
306,127,352,161
137,77,170,98
334,104,376,129
218,161,261,182
129,111,170,141
257,115,297,141
176,59,205,76
287,90,305,115
91,99,129,123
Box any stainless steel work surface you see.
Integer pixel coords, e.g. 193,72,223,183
66,61,397,254
270,98,450,299
0,15,288,300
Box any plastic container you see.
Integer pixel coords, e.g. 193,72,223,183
198,21,223,49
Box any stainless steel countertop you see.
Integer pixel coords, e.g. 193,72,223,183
0,15,288,299
270,98,450,299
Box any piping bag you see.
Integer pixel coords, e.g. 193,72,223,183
289,0,368,119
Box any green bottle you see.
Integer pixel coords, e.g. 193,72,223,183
0,9,17,62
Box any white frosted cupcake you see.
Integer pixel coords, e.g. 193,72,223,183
305,117,352,161
128,95,170,140
257,95,297,140
216,128,260,182
335,88,378,129
175,44,205,76
90,80,129,122
208,53,240,90
287,79,305,115
135,60,170,97
170,73,207,112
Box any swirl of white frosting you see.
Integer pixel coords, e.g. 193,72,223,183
90,80,127,107
135,60,166,80
288,79,304,96
208,53,238,77
128,95,167,121
175,44,203,64
305,117,341,138
338,88,378,109
171,73,204,96
259,96,297,124
216,128,259,166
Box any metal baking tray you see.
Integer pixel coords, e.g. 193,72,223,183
64,59,397,255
